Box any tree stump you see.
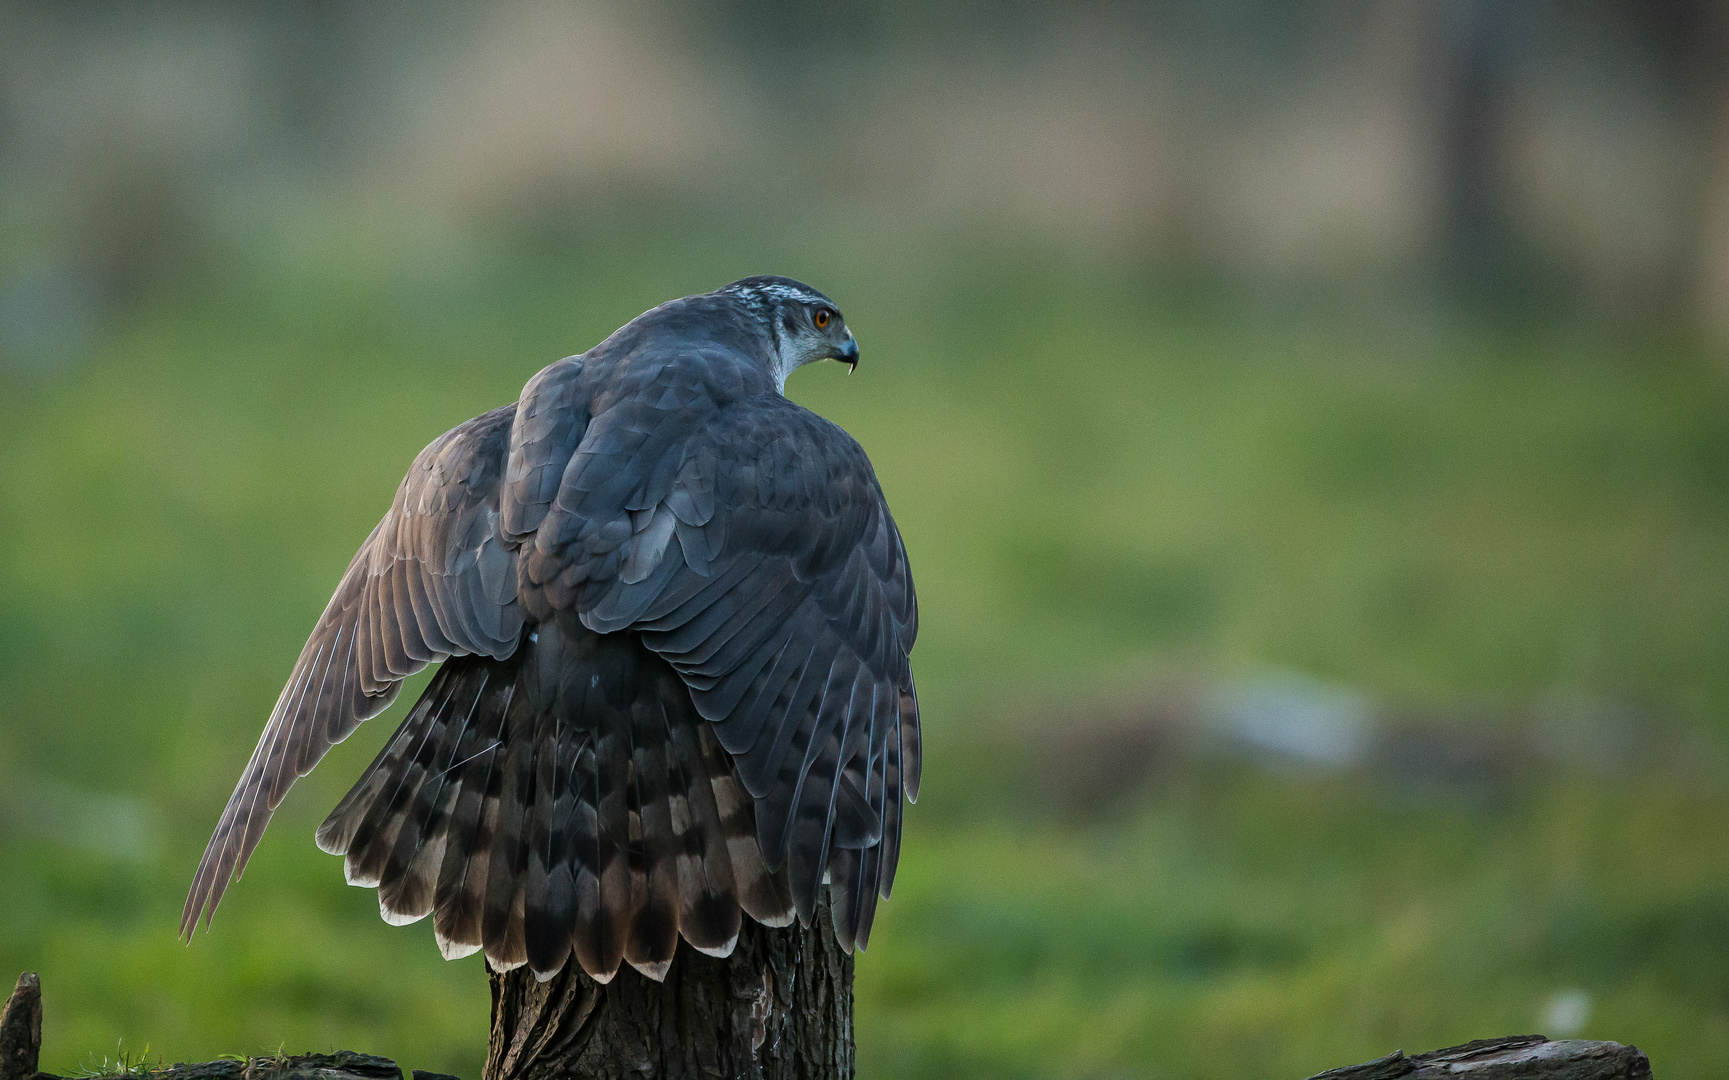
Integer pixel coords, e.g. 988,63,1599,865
0,973,40,1080
484,900,853,1080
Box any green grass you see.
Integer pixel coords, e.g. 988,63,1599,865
862,767,1729,1079
2,223,1728,1078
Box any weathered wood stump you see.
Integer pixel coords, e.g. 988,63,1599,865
0,974,40,1080
485,902,853,1080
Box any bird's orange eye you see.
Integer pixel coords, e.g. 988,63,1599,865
814,308,831,329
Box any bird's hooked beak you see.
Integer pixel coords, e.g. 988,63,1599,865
838,332,859,373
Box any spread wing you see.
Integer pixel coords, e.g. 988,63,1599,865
519,374,920,948
181,404,525,936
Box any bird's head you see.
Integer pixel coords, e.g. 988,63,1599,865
720,276,859,390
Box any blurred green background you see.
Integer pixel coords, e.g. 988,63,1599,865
4,3,1729,1078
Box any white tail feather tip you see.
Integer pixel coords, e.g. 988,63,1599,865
693,932,739,959
379,898,429,926
628,958,673,982
437,935,484,961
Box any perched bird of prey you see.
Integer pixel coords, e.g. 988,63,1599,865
182,277,919,982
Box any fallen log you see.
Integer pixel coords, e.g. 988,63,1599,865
1305,1033,1652,1080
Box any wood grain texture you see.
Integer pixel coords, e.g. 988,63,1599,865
485,897,853,1080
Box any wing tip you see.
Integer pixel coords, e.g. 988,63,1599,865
176,903,203,943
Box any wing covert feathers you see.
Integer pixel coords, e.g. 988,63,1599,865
539,386,921,951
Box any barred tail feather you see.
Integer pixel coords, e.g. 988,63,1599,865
316,623,797,982
624,678,682,980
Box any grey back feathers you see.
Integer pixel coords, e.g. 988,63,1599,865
182,279,920,983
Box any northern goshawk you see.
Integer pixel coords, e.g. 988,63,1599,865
182,277,919,982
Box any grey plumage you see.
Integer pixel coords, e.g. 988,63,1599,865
183,277,917,981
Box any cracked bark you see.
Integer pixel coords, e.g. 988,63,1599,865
484,900,852,1080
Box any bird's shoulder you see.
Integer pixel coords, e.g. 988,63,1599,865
399,404,517,514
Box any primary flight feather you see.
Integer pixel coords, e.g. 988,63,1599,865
183,277,920,982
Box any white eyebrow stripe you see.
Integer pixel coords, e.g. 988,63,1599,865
756,283,825,305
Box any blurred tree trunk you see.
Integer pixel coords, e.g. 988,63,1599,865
1430,0,1531,313
1657,0,1729,348
1590,0,1729,340
483,901,852,1080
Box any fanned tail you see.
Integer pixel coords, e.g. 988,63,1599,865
315,618,795,981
